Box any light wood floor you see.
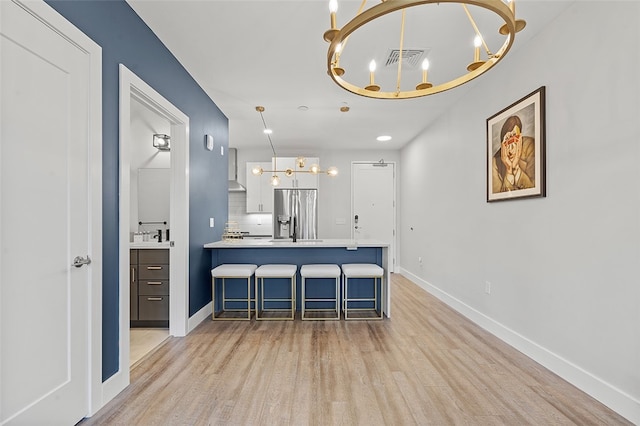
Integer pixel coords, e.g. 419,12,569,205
84,274,630,425
130,328,169,367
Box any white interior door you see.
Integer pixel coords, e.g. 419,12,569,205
352,162,396,272
1,1,101,423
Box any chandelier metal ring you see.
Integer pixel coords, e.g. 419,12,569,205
326,0,518,99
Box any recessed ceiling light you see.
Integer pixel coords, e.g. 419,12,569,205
377,135,392,142
298,105,309,111
263,129,273,135
340,106,350,112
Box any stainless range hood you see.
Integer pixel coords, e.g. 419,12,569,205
228,147,246,192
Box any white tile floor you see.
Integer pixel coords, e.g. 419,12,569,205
130,328,169,367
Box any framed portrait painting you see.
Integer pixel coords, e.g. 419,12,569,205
487,86,546,202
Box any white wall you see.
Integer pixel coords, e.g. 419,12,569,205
129,96,171,236
234,147,400,239
399,2,639,422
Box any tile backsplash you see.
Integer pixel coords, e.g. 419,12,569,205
228,192,273,236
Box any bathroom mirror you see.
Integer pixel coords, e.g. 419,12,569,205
137,168,170,228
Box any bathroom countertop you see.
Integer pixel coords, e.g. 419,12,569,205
130,241,170,249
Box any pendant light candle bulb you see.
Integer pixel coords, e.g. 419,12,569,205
327,167,338,177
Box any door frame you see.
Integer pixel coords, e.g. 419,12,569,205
109,65,189,399
350,161,397,272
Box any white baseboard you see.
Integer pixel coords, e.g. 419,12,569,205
396,267,640,425
188,302,212,333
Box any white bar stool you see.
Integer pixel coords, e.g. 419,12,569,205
211,264,257,320
300,264,341,320
255,264,297,320
341,263,384,320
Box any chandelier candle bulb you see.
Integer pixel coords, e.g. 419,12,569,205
329,0,338,27
500,0,526,34
467,35,485,71
324,0,339,42
369,60,376,84
416,58,433,90
422,58,429,82
365,60,380,92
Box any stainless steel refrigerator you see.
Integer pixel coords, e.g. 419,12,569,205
273,188,318,240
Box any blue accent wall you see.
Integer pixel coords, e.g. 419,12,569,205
46,0,228,381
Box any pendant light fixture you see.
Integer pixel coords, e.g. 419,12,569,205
252,106,338,186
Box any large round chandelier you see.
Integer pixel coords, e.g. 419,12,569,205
323,0,526,99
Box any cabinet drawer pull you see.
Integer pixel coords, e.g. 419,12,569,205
146,266,163,270
146,297,163,301
145,281,163,285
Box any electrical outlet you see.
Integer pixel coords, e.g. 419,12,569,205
485,281,491,294
209,217,215,228
418,256,423,264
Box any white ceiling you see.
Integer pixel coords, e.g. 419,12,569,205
127,0,573,151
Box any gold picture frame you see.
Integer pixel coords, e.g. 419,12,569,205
487,86,546,202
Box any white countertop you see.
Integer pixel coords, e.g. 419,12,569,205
204,238,388,249
130,241,170,249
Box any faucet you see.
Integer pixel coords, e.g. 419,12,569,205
292,216,297,242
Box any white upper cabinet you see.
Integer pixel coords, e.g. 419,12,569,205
273,157,319,189
246,161,273,213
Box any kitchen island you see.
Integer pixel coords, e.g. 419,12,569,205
203,239,390,317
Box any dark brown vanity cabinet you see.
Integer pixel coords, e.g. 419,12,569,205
130,249,169,327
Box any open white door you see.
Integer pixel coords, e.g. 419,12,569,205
1,0,102,423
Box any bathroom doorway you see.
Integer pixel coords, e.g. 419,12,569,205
115,65,190,394
128,97,171,366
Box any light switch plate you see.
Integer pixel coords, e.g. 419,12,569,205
205,134,214,151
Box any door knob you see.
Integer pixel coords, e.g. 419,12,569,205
72,255,92,268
